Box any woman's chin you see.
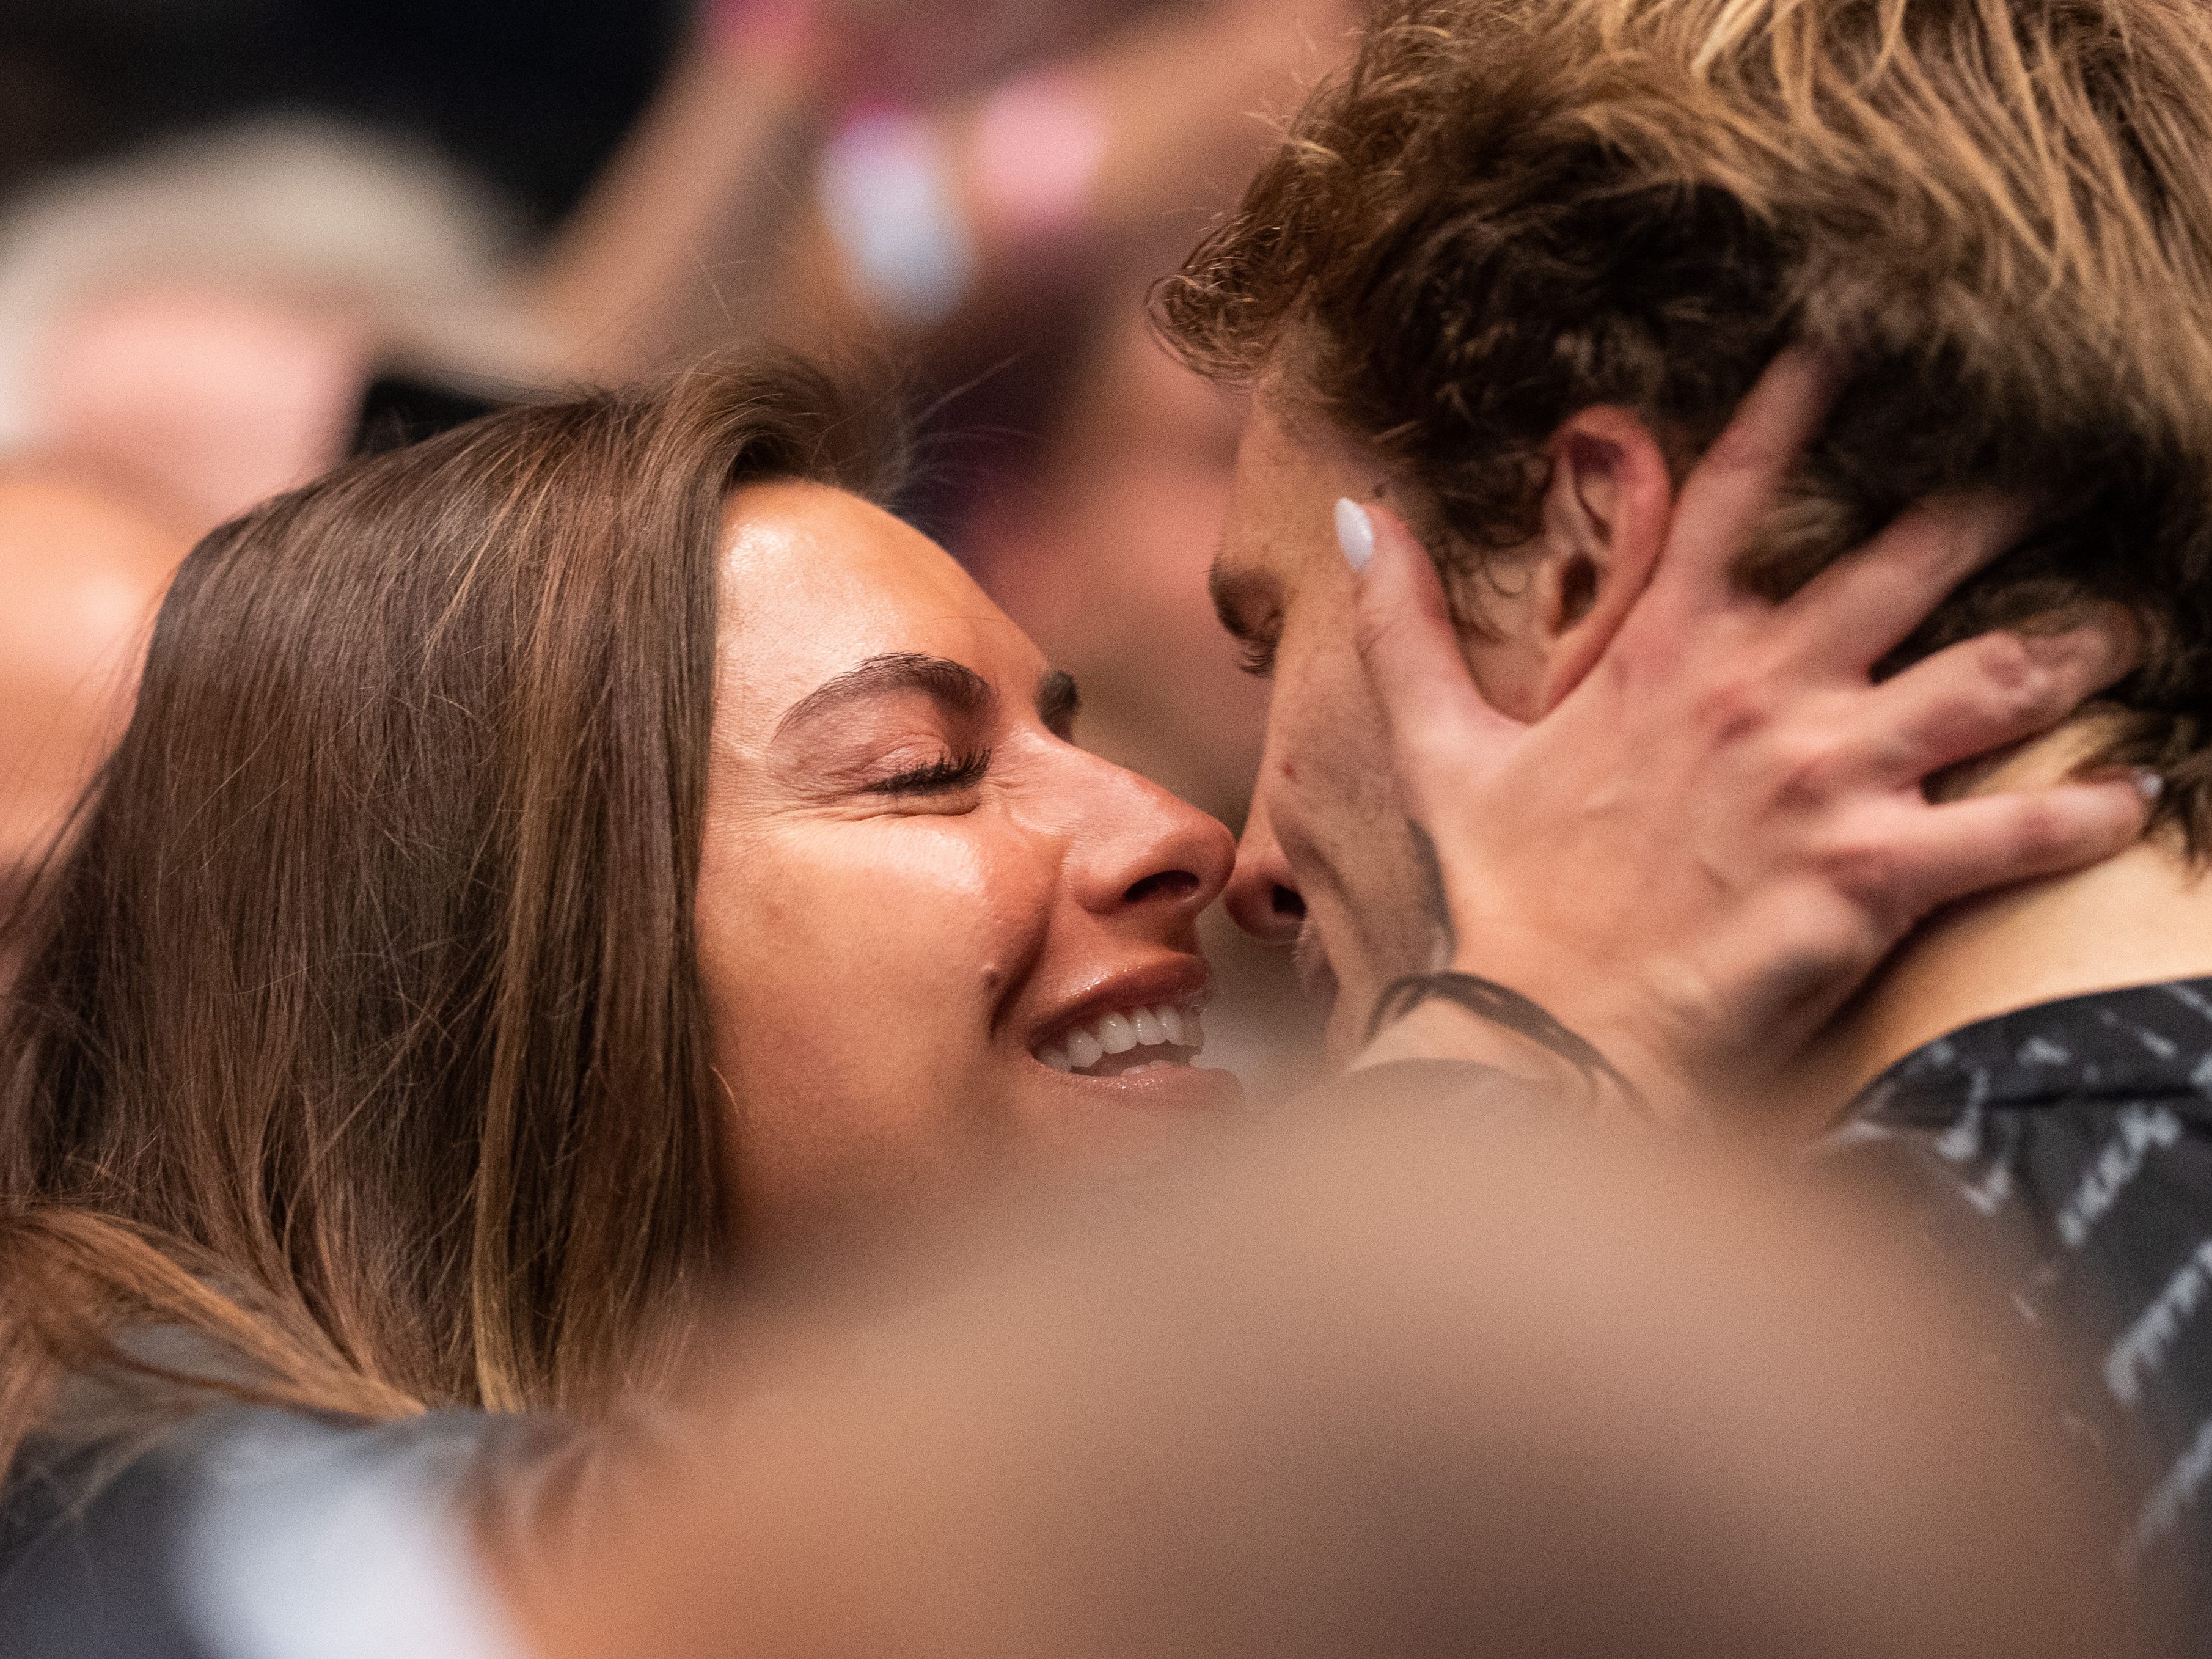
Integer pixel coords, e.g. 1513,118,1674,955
1005,1056,1247,1182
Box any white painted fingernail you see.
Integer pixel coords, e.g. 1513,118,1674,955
1335,497,1375,574
2132,767,2165,804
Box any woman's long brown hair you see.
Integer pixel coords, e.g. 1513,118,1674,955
0,358,905,1469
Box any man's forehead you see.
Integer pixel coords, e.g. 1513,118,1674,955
1219,398,1386,577
1221,407,1309,555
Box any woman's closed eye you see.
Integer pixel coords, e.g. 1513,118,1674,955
873,748,992,797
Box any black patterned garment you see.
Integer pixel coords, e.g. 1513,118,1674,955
1827,978,2212,1638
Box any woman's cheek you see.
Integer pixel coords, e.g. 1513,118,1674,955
729,818,1056,1067
699,818,1063,1241
841,817,1057,1006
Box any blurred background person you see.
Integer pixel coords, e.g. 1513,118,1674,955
507,1108,2163,1659
0,121,526,530
0,459,183,965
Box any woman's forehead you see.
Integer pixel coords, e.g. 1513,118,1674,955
715,480,1042,730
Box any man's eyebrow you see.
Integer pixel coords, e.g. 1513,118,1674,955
774,652,994,740
1037,668,1080,735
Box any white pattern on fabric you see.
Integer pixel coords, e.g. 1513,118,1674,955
2057,1105,2182,1249
1825,976,2212,1617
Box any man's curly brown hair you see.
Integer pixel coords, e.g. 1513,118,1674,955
1154,0,2212,846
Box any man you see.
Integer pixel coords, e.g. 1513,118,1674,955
1158,0,2212,1617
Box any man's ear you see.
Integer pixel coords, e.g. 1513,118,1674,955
1530,407,1675,712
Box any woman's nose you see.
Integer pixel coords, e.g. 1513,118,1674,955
1072,766,1234,926
1225,796,1306,944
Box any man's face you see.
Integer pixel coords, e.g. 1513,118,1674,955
1212,401,1524,1060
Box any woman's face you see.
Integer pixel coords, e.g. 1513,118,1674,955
697,482,1239,1247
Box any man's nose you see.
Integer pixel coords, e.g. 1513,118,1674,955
1225,796,1306,943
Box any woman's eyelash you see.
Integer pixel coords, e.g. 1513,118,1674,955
873,749,992,796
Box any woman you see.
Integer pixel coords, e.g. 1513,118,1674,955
0,354,1286,1659
0,353,1254,1434
0,354,2147,1656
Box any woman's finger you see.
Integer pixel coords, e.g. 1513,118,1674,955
1845,619,2140,786
1834,781,2155,921
1648,345,1841,618
1342,499,1523,798
1778,493,2038,675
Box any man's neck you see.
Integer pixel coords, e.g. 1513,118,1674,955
1783,730,2212,1134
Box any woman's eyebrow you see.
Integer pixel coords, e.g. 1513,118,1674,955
773,652,994,741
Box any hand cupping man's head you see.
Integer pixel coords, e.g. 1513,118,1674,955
1164,0,2212,1038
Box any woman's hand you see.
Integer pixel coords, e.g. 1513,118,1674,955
1346,347,2152,1115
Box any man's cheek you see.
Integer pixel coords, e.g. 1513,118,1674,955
1323,991,1371,1066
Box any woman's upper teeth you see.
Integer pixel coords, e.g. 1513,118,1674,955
1039,1004,1202,1074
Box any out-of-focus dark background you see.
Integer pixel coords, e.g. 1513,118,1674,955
0,1,686,227
0,0,1352,1087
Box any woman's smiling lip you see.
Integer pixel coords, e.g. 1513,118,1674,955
1024,956,1216,1061
1019,956,1241,1111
